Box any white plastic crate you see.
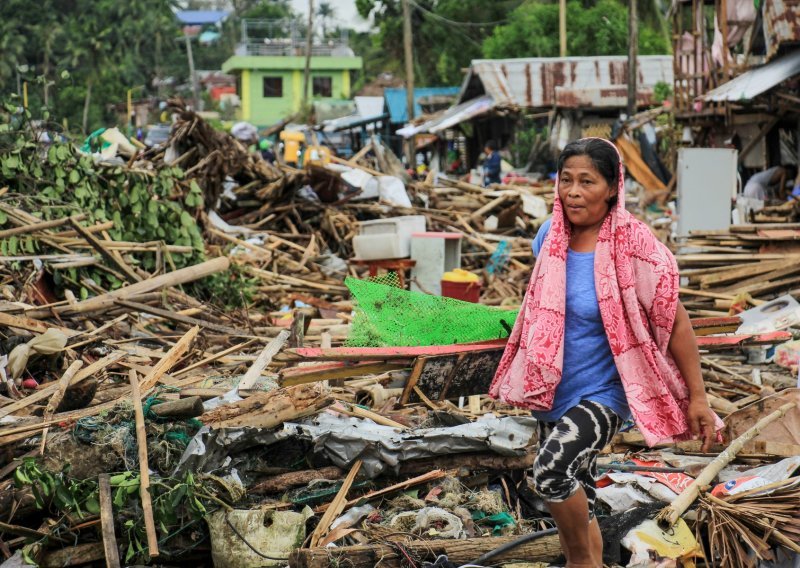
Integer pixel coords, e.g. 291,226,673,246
353,215,426,259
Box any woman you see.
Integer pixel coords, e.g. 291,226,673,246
489,138,722,568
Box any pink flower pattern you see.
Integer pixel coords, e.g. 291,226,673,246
488,138,724,447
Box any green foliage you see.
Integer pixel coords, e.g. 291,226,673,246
653,80,673,103
15,459,220,564
0,103,204,295
484,0,670,59
189,263,258,309
356,0,518,86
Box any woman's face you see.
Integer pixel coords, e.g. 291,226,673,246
557,154,615,228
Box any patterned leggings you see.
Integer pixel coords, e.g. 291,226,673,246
531,400,622,515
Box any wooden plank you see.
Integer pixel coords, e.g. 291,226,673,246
280,361,409,387
39,360,85,455
0,311,78,337
98,474,121,568
308,459,362,548
285,340,507,362
129,370,159,558
696,331,792,350
237,330,290,392
139,326,199,392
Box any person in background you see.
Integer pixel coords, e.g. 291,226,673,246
490,138,721,568
482,139,502,186
743,164,796,201
259,139,276,164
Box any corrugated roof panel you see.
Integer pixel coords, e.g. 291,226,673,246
703,49,800,101
462,55,673,109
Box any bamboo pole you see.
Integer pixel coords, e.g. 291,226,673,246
129,369,159,558
657,401,797,528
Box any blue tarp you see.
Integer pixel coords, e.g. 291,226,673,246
175,10,230,26
384,87,460,124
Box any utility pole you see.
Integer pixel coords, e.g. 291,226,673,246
559,0,567,57
302,0,315,117
183,31,201,111
402,0,415,168
627,0,638,117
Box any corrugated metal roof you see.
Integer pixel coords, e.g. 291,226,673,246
764,0,800,61
703,49,800,101
461,55,673,109
176,10,230,26
384,87,460,123
396,96,494,138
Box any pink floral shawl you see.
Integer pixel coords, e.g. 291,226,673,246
488,138,724,447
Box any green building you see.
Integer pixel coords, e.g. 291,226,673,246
222,20,362,126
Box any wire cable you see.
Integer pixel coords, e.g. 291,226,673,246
406,0,511,27
224,513,289,561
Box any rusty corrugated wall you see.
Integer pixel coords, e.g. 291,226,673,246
468,56,673,109
764,0,800,61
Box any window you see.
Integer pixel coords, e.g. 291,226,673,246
262,77,283,98
313,76,333,97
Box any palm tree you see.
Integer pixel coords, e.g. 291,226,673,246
318,1,335,38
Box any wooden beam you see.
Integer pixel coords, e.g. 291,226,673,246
129,370,159,558
237,330,290,392
98,474,121,568
139,326,199,392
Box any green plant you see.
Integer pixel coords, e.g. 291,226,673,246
0,101,205,297
14,458,226,564
190,262,258,309
653,81,673,104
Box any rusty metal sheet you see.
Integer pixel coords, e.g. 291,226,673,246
703,49,800,101
465,55,673,109
764,0,800,61
554,86,658,108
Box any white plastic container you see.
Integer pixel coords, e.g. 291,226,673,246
353,215,426,260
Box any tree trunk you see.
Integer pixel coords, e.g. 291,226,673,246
82,77,93,134
302,0,315,115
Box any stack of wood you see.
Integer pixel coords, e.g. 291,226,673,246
677,223,800,316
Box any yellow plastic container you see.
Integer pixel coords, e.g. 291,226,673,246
442,268,479,283
279,130,306,164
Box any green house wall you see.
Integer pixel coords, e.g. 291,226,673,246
223,55,363,126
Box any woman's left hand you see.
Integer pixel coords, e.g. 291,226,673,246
686,398,716,452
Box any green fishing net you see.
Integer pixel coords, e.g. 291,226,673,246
345,275,518,347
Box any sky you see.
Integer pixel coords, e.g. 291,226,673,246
289,0,372,32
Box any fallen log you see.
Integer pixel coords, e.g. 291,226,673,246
288,533,562,568
37,257,230,317
201,384,332,429
251,466,345,494
150,396,204,419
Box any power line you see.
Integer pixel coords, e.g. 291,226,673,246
406,0,511,28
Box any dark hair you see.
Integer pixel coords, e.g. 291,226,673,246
785,164,798,180
557,138,620,206
485,139,498,151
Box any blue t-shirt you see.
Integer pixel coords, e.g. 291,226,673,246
530,219,630,422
